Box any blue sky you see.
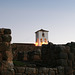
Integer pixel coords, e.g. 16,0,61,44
0,0,75,44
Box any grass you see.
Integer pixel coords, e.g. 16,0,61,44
13,60,26,67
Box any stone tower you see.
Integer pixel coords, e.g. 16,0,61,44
35,29,49,46
0,28,14,75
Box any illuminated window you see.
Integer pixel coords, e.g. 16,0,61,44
40,38,43,42
44,38,47,42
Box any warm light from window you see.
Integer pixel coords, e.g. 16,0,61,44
40,41,48,46
41,41,48,45
35,39,48,46
35,42,38,46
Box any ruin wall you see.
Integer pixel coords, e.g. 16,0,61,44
0,28,14,75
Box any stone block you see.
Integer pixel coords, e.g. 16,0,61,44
0,36,2,42
57,59,68,66
15,67,25,73
0,29,4,34
6,51,13,61
0,42,11,51
4,29,11,34
1,70,14,75
48,69,55,75
2,35,12,42
68,53,74,61
41,67,49,73
67,60,72,67
64,67,73,75
25,67,37,74
57,52,68,59
57,66,64,75
15,73,22,75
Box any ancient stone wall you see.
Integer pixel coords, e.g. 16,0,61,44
12,42,75,75
0,28,14,75
41,42,75,75
14,67,58,75
12,43,41,61
1,28,75,75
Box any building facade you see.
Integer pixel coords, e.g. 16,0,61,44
35,29,49,46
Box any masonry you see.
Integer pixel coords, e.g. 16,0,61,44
0,28,14,75
13,42,75,75
41,42,75,75
12,43,41,61
1,28,75,75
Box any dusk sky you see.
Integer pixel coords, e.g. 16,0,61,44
0,0,75,44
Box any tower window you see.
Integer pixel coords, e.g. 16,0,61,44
44,38,47,42
40,38,43,42
42,33,45,37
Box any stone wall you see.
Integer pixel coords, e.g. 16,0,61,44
0,28,14,75
41,42,75,75
12,43,41,61
1,28,75,75
12,41,75,75
14,67,58,75
27,50,41,61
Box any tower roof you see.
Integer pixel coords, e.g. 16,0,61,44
35,29,49,33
